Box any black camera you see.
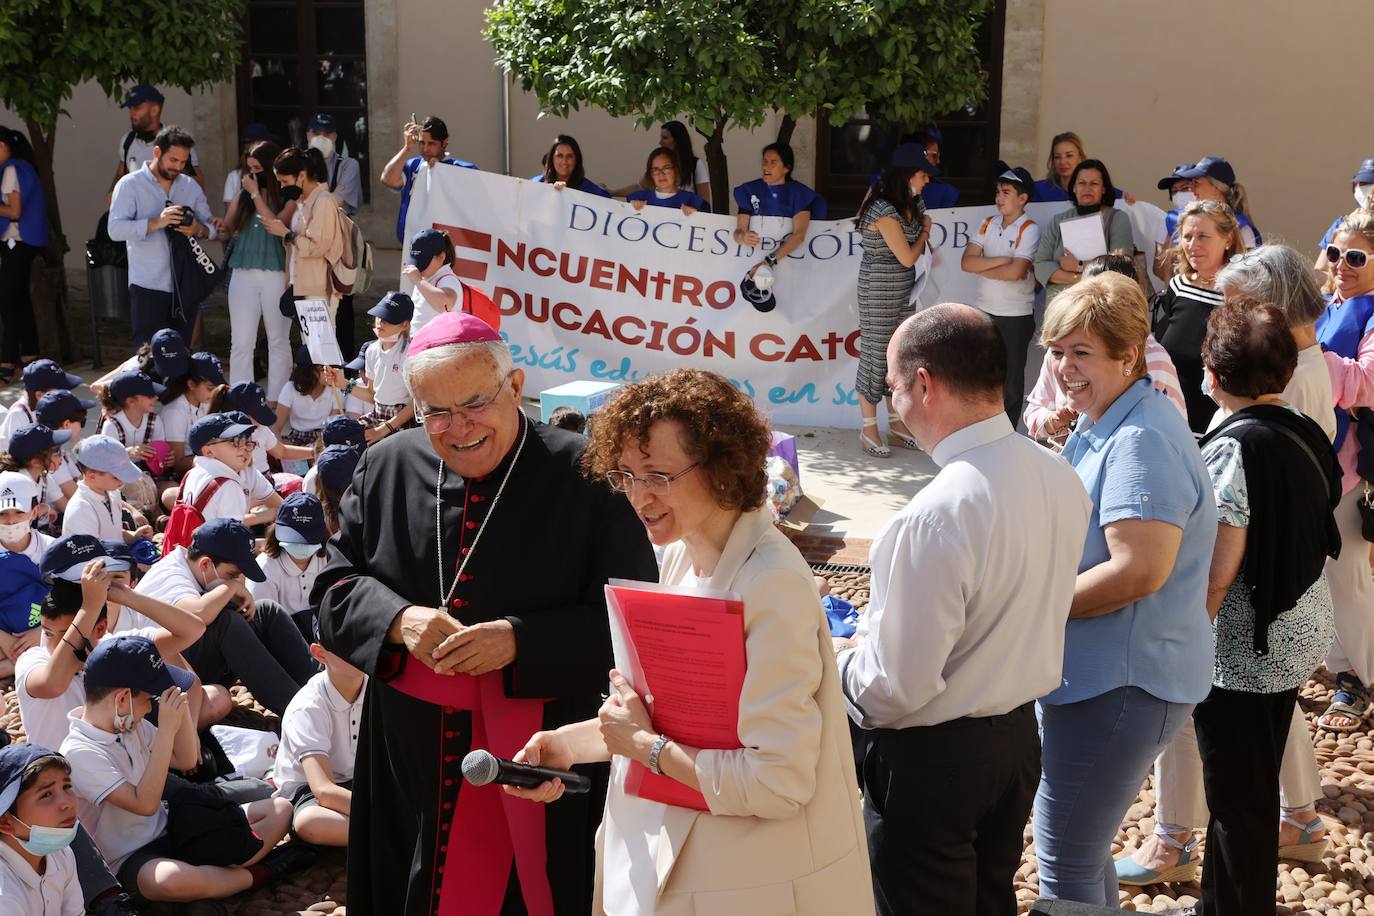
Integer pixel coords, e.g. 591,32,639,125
178,206,194,227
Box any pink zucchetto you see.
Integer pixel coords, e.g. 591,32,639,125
408,311,501,355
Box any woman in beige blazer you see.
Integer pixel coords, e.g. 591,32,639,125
265,146,344,320
507,368,874,916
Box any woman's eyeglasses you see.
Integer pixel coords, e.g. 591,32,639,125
650,166,675,176
1327,246,1370,269
606,464,698,496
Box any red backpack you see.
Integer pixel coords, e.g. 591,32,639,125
162,472,235,552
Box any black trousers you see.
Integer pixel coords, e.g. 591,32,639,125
129,283,193,349
990,313,1035,428
1194,683,1298,916
858,702,1039,916
181,598,320,715
0,240,39,363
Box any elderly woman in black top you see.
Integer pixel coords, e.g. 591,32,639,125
1193,301,1341,915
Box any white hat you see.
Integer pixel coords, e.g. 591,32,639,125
0,471,38,511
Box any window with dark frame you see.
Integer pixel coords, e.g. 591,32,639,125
235,0,371,203
816,0,1006,218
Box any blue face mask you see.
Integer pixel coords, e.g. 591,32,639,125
13,817,77,856
282,542,320,560
1201,370,1215,402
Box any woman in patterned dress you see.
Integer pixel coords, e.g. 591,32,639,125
853,144,935,457
1194,301,1341,914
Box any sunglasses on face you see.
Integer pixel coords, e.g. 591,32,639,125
1327,246,1371,269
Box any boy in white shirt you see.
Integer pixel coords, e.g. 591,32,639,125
62,437,151,543
60,634,306,903
348,290,416,444
181,412,281,528
274,637,366,846
251,492,328,642
960,163,1041,425
0,744,84,916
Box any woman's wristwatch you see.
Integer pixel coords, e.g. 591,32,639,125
764,254,777,268
284,229,297,244
648,734,672,775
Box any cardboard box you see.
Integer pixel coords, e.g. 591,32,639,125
776,495,825,532
768,430,799,480
540,380,621,423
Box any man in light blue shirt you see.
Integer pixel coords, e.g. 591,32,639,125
108,125,220,347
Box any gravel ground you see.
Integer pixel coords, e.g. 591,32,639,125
2,573,1370,914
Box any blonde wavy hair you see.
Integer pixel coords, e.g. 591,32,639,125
1324,209,1374,295
1168,200,1245,279
1040,273,1150,377
1044,131,1086,183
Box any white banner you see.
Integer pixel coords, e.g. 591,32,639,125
403,165,1164,428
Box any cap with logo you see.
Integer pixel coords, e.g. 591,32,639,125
109,370,165,404
993,161,1035,194
188,352,226,386
187,413,255,457
40,533,131,583
322,415,366,450
316,444,360,493
307,113,337,134
21,359,82,393
150,329,190,379
34,390,96,428
0,471,38,511
84,634,196,694
190,518,267,581
409,227,449,269
275,492,326,545
409,311,500,356
74,435,143,484
889,143,939,175
1156,162,1196,191
0,744,67,815
224,382,276,427
368,290,415,326
9,424,73,464
121,84,165,109
1178,156,1237,187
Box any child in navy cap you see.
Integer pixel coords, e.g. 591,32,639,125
95,370,166,518
313,444,360,536
401,227,502,333
251,492,328,642
0,359,84,453
35,389,96,515
179,412,280,527
350,291,415,444
210,381,313,477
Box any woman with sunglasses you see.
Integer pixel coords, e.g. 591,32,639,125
1312,210,1374,732
1152,200,1246,434
504,369,874,915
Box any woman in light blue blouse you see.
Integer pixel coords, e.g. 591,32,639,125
1032,273,1217,906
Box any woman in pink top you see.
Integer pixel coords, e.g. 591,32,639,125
1024,254,1186,441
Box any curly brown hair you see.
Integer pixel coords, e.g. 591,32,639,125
583,369,770,513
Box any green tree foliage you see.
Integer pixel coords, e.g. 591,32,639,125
486,0,991,208
0,0,243,356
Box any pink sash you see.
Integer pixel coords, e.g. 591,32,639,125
392,660,553,916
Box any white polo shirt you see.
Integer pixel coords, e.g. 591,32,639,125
14,643,86,753
100,411,156,448
273,671,367,799
0,838,83,916
364,338,410,407
252,425,278,475
182,456,274,523
972,212,1039,317
60,482,124,541
276,383,335,434
60,713,169,869
0,400,36,452
158,395,206,446
125,547,204,632
251,550,325,616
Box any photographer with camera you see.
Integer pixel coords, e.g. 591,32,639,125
109,125,224,347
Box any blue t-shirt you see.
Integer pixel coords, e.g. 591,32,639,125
1319,214,1346,253
626,188,710,213
1047,379,1217,707
1033,178,1126,204
732,178,827,219
531,175,611,198
1317,292,1374,449
397,156,477,241
921,181,960,210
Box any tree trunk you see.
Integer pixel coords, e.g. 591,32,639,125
23,118,74,362
702,115,729,217
776,114,796,147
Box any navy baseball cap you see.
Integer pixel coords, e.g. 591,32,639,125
344,341,370,374
322,415,366,449
109,370,165,403
9,424,72,464
740,271,777,314
316,444,360,492
188,352,225,386
190,518,266,581
993,161,1034,194
307,113,337,134
240,122,273,145
225,382,275,426
74,435,142,484
0,744,67,815
889,143,938,175
84,634,196,694
40,533,130,583
275,492,326,544
409,228,448,268
21,359,82,393
1354,158,1374,185
121,84,165,109
368,291,415,325
128,536,161,567
1179,156,1236,187
102,540,135,568
35,389,95,427
188,413,255,457
150,328,190,379
1156,162,1195,191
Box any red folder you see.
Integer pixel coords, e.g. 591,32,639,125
605,580,747,811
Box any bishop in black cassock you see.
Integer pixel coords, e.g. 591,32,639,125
313,312,657,916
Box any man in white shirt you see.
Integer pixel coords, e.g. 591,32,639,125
838,304,1092,916
62,437,150,543
182,413,281,527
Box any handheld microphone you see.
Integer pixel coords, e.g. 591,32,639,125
461,749,591,795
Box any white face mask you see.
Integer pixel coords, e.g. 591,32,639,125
378,333,401,346
113,692,137,734
1356,185,1373,210
1171,190,1197,210
0,520,30,544
281,542,320,560
309,135,335,160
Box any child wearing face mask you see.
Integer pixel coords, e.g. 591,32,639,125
0,471,51,678
250,493,328,643
346,291,415,445
1152,162,1198,281
0,745,85,915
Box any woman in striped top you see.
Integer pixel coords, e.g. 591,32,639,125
1024,254,1186,442
1152,200,1245,434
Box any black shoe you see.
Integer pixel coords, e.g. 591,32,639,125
260,842,318,881
90,892,141,916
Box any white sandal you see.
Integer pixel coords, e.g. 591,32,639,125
859,418,890,458
887,413,919,450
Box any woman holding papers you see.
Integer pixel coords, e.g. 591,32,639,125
505,369,873,916
1032,159,1135,304
1151,200,1245,433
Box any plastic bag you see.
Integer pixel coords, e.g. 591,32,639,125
209,724,279,780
